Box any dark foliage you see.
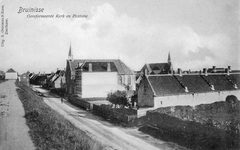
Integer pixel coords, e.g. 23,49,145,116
140,112,240,150
107,90,130,108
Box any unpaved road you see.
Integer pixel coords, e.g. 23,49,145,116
35,87,187,150
0,80,35,150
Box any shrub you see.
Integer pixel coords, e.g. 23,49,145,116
107,90,130,108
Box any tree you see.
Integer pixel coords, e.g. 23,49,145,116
107,90,129,108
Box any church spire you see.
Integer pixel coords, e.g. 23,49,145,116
168,51,173,73
68,44,73,61
167,51,171,64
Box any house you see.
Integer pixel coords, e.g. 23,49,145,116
138,67,240,109
5,68,18,80
65,45,135,98
19,72,30,86
0,70,5,80
140,52,173,75
48,70,66,89
30,73,50,85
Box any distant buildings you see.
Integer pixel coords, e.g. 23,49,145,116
5,68,18,80
65,45,135,98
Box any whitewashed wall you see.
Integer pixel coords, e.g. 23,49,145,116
154,90,240,108
82,72,118,98
120,75,136,90
5,73,18,80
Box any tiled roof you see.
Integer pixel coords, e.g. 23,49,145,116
203,75,236,91
6,68,16,73
146,73,240,97
52,70,65,82
227,74,240,87
148,75,185,96
82,62,118,72
175,75,212,93
69,59,133,75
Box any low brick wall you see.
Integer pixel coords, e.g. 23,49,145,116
92,104,137,124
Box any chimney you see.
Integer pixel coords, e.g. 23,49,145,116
228,66,231,72
89,63,92,72
225,68,230,76
178,68,182,77
203,68,208,76
144,69,148,76
57,68,59,71
78,63,81,68
212,66,216,73
107,62,111,72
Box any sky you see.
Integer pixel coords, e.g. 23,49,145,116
0,0,239,74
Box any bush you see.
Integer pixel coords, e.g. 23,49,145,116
107,90,130,108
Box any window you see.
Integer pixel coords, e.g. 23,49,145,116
118,76,122,84
128,76,131,85
144,83,147,95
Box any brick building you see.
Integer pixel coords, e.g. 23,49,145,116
65,45,135,98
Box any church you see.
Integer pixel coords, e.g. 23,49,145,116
65,45,135,98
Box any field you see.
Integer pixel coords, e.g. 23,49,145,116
16,81,105,150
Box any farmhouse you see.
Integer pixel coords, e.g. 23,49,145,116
5,68,18,80
138,67,240,109
65,45,135,98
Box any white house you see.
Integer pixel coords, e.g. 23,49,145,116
5,68,18,80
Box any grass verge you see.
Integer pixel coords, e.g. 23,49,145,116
16,81,105,150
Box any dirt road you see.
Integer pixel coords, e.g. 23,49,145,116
36,87,187,150
0,80,35,150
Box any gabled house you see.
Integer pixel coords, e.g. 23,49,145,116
48,70,66,89
140,52,173,75
5,68,18,80
65,45,135,98
138,67,240,109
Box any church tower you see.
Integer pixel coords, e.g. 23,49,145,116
68,44,73,61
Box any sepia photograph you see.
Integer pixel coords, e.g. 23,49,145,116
0,0,239,149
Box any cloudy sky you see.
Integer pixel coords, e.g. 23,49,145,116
0,0,239,74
